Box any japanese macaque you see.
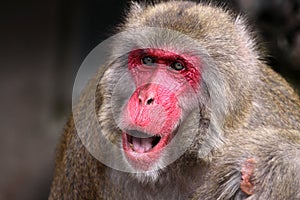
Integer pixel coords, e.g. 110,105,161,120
49,1,300,200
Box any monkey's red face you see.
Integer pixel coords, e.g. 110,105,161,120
121,48,200,170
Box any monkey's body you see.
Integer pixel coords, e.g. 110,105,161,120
50,1,300,200
50,126,300,200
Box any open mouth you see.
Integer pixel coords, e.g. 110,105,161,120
122,130,169,154
121,127,179,170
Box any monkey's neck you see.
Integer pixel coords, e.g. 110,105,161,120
107,156,208,199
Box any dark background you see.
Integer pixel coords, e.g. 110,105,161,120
0,0,299,199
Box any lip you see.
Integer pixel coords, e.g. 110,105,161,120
122,130,172,170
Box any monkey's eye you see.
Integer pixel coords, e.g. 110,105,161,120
170,62,185,71
141,56,155,66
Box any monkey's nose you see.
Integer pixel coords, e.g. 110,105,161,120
138,96,155,105
137,85,157,106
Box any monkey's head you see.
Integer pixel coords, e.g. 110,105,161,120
88,1,260,181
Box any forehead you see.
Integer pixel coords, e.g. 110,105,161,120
112,27,207,58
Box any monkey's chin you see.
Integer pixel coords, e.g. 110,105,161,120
122,130,172,171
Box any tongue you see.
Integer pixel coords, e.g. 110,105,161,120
132,137,154,153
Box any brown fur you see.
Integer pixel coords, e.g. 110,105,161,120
49,1,300,199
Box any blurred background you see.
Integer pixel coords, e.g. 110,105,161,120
0,0,299,199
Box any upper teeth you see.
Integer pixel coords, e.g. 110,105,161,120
128,130,152,138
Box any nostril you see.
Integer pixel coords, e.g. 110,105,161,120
146,98,154,105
